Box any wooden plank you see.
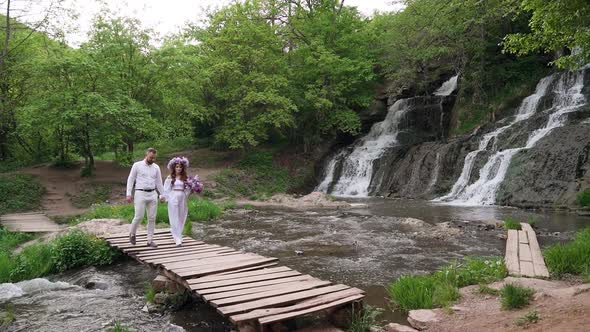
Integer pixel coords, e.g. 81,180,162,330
218,284,351,315
103,228,171,239
136,244,223,257
259,294,364,325
107,233,177,243
521,223,550,277
520,261,535,277
210,279,331,307
166,254,268,271
194,276,316,295
164,253,264,270
123,242,202,253
114,238,201,249
518,230,528,244
506,229,520,275
519,243,532,262
230,288,365,323
191,270,303,290
175,258,279,278
214,263,278,275
145,249,238,264
191,266,293,284
204,279,329,301
150,252,244,266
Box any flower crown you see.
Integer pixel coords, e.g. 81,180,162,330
167,156,189,171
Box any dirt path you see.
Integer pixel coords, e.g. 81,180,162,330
420,277,590,332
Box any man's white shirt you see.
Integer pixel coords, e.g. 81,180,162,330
126,160,165,197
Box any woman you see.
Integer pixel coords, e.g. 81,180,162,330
163,156,192,246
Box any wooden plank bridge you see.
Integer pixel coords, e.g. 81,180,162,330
505,222,549,278
101,229,365,330
0,212,62,232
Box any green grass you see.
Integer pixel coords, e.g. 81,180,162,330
69,184,112,208
0,174,44,215
577,188,590,207
144,283,156,303
0,227,35,253
514,310,539,327
476,284,500,296
543,228,590,277
213,150,306,200
347,305,383,332
503,218,522,230
183,220,192,236
0,230,119,283
500,284,535,310
75,197,223,226
1,304,15,328
388,257,507,311
110,321,131,332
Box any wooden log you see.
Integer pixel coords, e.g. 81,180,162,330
175,257,279,278
191,270,303,290
190,266,293,284
204,279,329,302
195,276,316,295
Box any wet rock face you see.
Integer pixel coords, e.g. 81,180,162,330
497,120,590,208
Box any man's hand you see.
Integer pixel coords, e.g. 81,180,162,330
159,197,166,203
126,196,133,203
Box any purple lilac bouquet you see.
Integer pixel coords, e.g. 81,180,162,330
185,175,204,194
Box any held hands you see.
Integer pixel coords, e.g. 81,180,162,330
160,197,166,203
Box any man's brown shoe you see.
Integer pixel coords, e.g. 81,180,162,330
129,235,136,245
147,241,158,248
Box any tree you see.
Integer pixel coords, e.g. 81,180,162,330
503,0,590,69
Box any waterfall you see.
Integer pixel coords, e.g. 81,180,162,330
322,99,410,196
316,75,458,196
426,152,441,193
436,70,586,205
434,75,458,96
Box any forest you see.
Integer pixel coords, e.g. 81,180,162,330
0,0,588,175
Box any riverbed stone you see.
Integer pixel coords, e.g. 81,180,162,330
153,275,169,292
407,309,441,330
162,323,186,332
385,323,418,332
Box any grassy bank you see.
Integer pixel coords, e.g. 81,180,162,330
65,197,224,226
543,227,590,278
387,257,507,311
0,229,119,283
213,150,312,200
0,174,44,215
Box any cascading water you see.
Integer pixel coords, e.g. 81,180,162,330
316,75,458,196
436,69,586,205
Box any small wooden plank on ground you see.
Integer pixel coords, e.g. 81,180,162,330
506,229,520,275
0,212,62,232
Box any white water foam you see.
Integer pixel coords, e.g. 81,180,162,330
0,278,74,302
434,75,459,96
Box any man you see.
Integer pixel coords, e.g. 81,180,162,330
126,148,165,247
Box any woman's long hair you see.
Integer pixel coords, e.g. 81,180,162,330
170,162,187,185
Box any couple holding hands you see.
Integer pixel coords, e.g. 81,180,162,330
126,148,203,248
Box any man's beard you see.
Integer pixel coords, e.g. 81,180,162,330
146,159,154,165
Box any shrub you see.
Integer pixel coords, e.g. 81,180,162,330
0,227,34,253
434,257,507,287
388,275,436,310
188,198,222,221
500,284,535,310
544,228,590,277
51,230,119,272
347,305,383,332
476,284,500,296
8,243,54,281
503,218,522,230
514,310,539,327
110,321,130,332
577,188,590,207
0,174,44,215
388,257,506,311
144,283,156,303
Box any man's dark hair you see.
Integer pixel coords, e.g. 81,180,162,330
146,148,157,154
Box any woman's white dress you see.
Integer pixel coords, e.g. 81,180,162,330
163,177,191,245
